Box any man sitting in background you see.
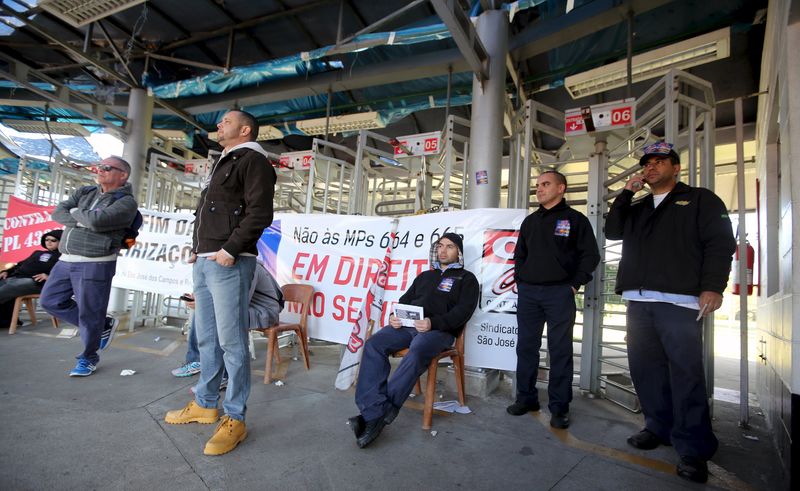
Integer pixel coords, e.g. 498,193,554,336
0,229,62,328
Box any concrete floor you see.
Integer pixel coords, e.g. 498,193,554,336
0,318,787,491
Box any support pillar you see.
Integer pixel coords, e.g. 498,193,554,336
109,87,152,314
122,88,153,198
466,8,508,209
580,138,608,394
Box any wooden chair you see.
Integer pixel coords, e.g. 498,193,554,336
392,328,466,430
253,284,314,383
9,294,59,334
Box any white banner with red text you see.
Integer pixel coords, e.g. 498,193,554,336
111,209,528,371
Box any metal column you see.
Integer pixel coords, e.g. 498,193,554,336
466,8,507,209
122,88,153,198
734,97,749,427
581,138,608,394
110,87,152,313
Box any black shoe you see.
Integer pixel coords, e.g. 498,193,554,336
627,429,669,450
383,405,400,425
348,415,365,438
506,401,540,416
677,456,708,483
550,412,570,429
357,418,386,449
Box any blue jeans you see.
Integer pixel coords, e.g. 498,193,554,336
355,326,454,422
515,282,576,414
185,314,227,380
40,260,116,364
192,256,255,421
626,301,718,460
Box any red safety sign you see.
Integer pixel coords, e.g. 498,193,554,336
564,98,636,137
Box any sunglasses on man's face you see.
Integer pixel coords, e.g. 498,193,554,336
96,164,125,173
45,238,59,242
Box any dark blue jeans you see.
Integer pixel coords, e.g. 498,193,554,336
515,282,576,414
355,326,454,422
626,301,718,460
40,260,116,364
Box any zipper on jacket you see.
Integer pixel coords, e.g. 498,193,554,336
194,157,224,250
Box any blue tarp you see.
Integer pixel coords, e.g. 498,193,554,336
0,0,541,134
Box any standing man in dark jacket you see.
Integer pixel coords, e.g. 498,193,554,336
350,233,479,448
507,170,600,429
605,141,735,483
165,110,276,457
0,229,62,328
41,157,138,377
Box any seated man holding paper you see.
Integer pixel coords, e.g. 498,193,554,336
351,233,479,448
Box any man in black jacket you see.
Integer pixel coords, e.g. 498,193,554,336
507,170,600,429
605,141,735,483
164,110,276,457
0,229,62,327
351,233,479,448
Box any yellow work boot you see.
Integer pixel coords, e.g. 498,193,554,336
164,400,219,425
204,416,247,456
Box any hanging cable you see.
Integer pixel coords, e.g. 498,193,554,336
123,3,148,68
43,103,66,164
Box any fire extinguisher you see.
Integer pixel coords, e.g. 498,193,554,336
732,240,755,295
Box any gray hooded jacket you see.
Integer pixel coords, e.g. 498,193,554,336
52,182,139,258
248,260,283,329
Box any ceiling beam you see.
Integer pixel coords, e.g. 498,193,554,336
205,0,273,60
158,0,336,53
0,53,129,133
429,0,490,82
147,1,225,66
176,48,471,115
0,4,204,131
509,0,672,62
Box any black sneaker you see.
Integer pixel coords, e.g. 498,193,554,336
627,429,669,450
348,415,365,438
383,405,400,425
677,456,708,483
357,417,386,449
506,401,540,416
550,412,570,429
99,316,119,350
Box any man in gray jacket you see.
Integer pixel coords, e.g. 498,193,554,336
41,156,138,377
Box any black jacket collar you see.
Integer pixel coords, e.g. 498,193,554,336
536,198,568,215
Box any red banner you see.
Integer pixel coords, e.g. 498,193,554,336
0,196,58,264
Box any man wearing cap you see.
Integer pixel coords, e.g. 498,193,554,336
605,141,735,483
506,170,600,429
350,233,479,448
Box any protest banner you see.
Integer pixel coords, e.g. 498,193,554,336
107,207,529,371
258,213,394,344
0,196,58,264
113,209,195,295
